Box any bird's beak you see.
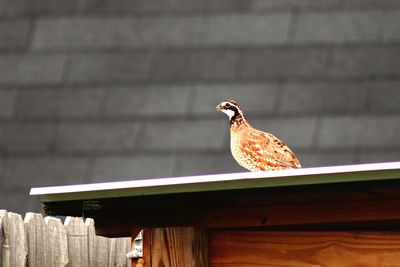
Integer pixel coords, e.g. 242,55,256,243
216,104,222,111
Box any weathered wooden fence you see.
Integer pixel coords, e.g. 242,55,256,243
0,210,131,267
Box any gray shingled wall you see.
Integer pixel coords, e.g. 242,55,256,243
1,0,400,213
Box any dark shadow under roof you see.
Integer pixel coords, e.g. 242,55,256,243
30,162,400,237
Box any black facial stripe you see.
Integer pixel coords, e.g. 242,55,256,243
227,105,238,111
229,106,241,121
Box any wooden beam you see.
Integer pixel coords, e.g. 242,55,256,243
43,180,400,237
150,227,208,267
209,231,400,267
131,227,208,267
195,198,400,228
92,198,400,236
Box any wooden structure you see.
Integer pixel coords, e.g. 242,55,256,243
0,210,131,267
31,162,400,266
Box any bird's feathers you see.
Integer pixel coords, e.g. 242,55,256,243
217,99,301,171
232,126,301,171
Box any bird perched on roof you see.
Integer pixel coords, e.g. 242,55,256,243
217,99,301,171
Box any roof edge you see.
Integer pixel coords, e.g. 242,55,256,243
30,162,400,202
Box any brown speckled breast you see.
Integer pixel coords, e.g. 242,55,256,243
230,124,301,171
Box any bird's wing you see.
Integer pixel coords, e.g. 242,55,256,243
241,129,301,169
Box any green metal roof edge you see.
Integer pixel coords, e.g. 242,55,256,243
30,162,400,203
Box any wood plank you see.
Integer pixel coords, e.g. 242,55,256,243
194,198,400,229
5,212,27,267
108,239,116,266
114,237,131,267
65,216,89,266
86,218,97,267
0,210,9,267
86,218,110,267
24,213,48,267
42,179,400,236
90,197,400,236
45,216,69,267
142,228,151,267
151,227,208,267
209,231,400,267
95,235,111,267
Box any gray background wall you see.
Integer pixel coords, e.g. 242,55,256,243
1,0,400,213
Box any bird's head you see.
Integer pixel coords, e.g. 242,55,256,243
216,99,243,121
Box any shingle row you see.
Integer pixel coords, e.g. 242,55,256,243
2,0,400,17
29,11,400,48
1,115,400,154
1,46,400,84
0,119,224,153
1,81,399,119
2,10,400,49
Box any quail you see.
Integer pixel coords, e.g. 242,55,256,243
217,99,301,171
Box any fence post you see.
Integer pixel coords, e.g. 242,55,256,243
86,218,111,266
1,212,27,267
114,237,131,267
65,216,89,267
24,213,48,267
0,211,131,267
45,216,69,266
0,210,9,267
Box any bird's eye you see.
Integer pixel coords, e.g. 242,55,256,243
225,103,231,108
